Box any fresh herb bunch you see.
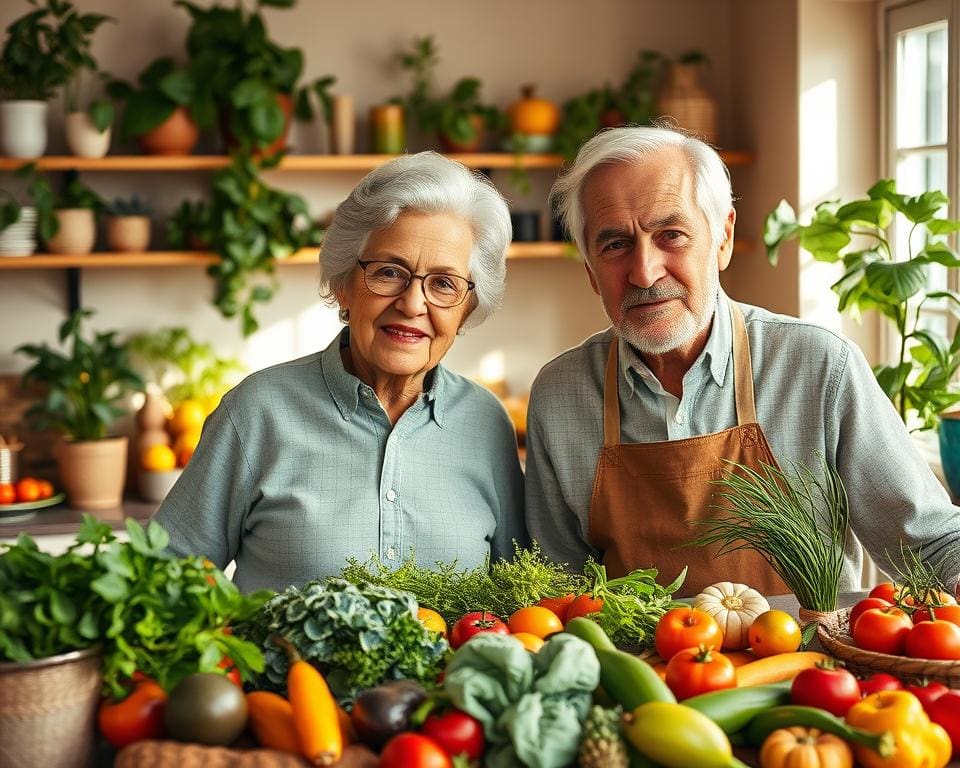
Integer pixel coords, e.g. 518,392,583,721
690,456,849,611
890,542,953,617
341,542,587,626
585,561,687,647
0,515,271,698
237,579,448,706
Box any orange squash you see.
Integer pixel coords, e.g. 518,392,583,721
508,84,560,135
246,691,300,754
759,727,853,768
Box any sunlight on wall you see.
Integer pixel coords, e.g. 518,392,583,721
799,78,842,330
477,349,506,390
299,304,342,355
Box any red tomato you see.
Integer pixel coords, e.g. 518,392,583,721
14,477,41,504
654,607,723,661
97,680,167,748
858,673,903,697
869,582,903,603
380,733,452,768
218,656,242,686
664,644,736,700
536,593,576,623
905,619,960,660
0,483,15,505
565,593,604,621
852,606,912,655
35,479,54,499
905,680,950,712
420,708,485,761
927,691,960,758
790,660,861,717
449,612,510,650
850,597,893,633
913,605,960,626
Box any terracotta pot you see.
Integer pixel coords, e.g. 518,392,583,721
438,115,486,153
221,92,293,157
330,94,356,155
65,111,112,158
138,107,199,156
106,215,151,252
56,436,128,511
0,100,48,158
46,209,96,255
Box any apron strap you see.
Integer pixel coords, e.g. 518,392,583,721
602,298,759,444
729,300,757,426
603,337,621,447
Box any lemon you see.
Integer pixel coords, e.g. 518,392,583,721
169,399,206,435
142,443,177,472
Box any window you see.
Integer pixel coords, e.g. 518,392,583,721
884,0,956,340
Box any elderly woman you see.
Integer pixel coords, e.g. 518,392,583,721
154,152,526,592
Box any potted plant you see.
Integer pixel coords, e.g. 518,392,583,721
396,36,503,153
176,0,336,156
0,0,113,157
764,181,960,491
16,309,144,509
107,58,204,156
656,50,718,145
28,171,104,255
167,198,213,250
104,195,151,252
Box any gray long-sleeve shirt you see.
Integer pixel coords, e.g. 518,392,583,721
154,328,527,592
525,292,960,592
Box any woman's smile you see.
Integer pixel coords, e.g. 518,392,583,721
380,323,430,343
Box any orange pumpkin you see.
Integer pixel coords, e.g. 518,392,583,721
508,84,560,135
759,727,853,768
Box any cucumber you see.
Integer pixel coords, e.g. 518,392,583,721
564,616,616,651
745,705,895,757
683,681,792,734
595,648,675,709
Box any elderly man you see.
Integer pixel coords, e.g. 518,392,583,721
525,125,960,597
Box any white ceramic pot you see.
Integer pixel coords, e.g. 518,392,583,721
0,100,48,158
0,205,37,256
65,111,111,158
106,215,150,252
139,468,183,503
46,208,96,255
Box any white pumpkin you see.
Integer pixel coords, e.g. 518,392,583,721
693,582,770,650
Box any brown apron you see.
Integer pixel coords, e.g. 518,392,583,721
588,300,789,597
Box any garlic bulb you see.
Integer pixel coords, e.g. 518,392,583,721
693,582,770,650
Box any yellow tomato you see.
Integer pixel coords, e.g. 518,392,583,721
511,632,545,652
141,443,177,472
749,609,802,657
508,606,564,639
416,607,447,637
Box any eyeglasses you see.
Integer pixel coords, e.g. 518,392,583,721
357,260,475,308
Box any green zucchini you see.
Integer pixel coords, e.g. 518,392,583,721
595,648,676,709
682,681,792,734
563,616,616,651
745,705,895,757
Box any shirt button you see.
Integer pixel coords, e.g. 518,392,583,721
386,489,397,502
386,547,397,560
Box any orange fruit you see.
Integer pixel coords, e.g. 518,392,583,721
142,443,177,472
0,483,15,505
417,607,447,637
15,477,41,503
511,632,545,652
36,479,54,499
173,429,201,467
507,606,564,639
748,610,802,657
169,399,206,435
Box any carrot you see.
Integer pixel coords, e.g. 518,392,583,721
735,651,830,687
274,636,343,766
246,691,300,754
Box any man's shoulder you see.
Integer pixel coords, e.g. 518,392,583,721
739,302,855,361
531,328,613,398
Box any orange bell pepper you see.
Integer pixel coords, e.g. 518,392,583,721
845,690,951,768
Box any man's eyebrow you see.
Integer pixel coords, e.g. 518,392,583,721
593,213,691,245
594,227,632,245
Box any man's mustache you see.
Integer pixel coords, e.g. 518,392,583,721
620,283,687,312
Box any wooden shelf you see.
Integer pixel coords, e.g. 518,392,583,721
0,150,754,173
0,239,754,269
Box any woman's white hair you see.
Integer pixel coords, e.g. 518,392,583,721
550,126,733,259
320,151,512,328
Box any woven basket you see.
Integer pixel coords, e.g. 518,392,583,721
814,607,960,686
115,740,380,768
0,646,102,768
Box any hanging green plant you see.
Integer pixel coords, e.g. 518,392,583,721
204,152,322,336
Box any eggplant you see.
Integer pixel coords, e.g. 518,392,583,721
164,673,248,746
350,679,428,749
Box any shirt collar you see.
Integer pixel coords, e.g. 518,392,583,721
321,327,446,427
618,288,731,393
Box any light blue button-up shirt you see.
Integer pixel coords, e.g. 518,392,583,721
525,292,960,592
155,328,526,592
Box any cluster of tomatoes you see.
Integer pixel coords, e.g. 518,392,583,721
0,476,55,505
849,581,960,660
652,606,802,700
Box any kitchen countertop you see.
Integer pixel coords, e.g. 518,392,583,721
0,498,156,538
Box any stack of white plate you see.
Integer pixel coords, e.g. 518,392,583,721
0,206,37,257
